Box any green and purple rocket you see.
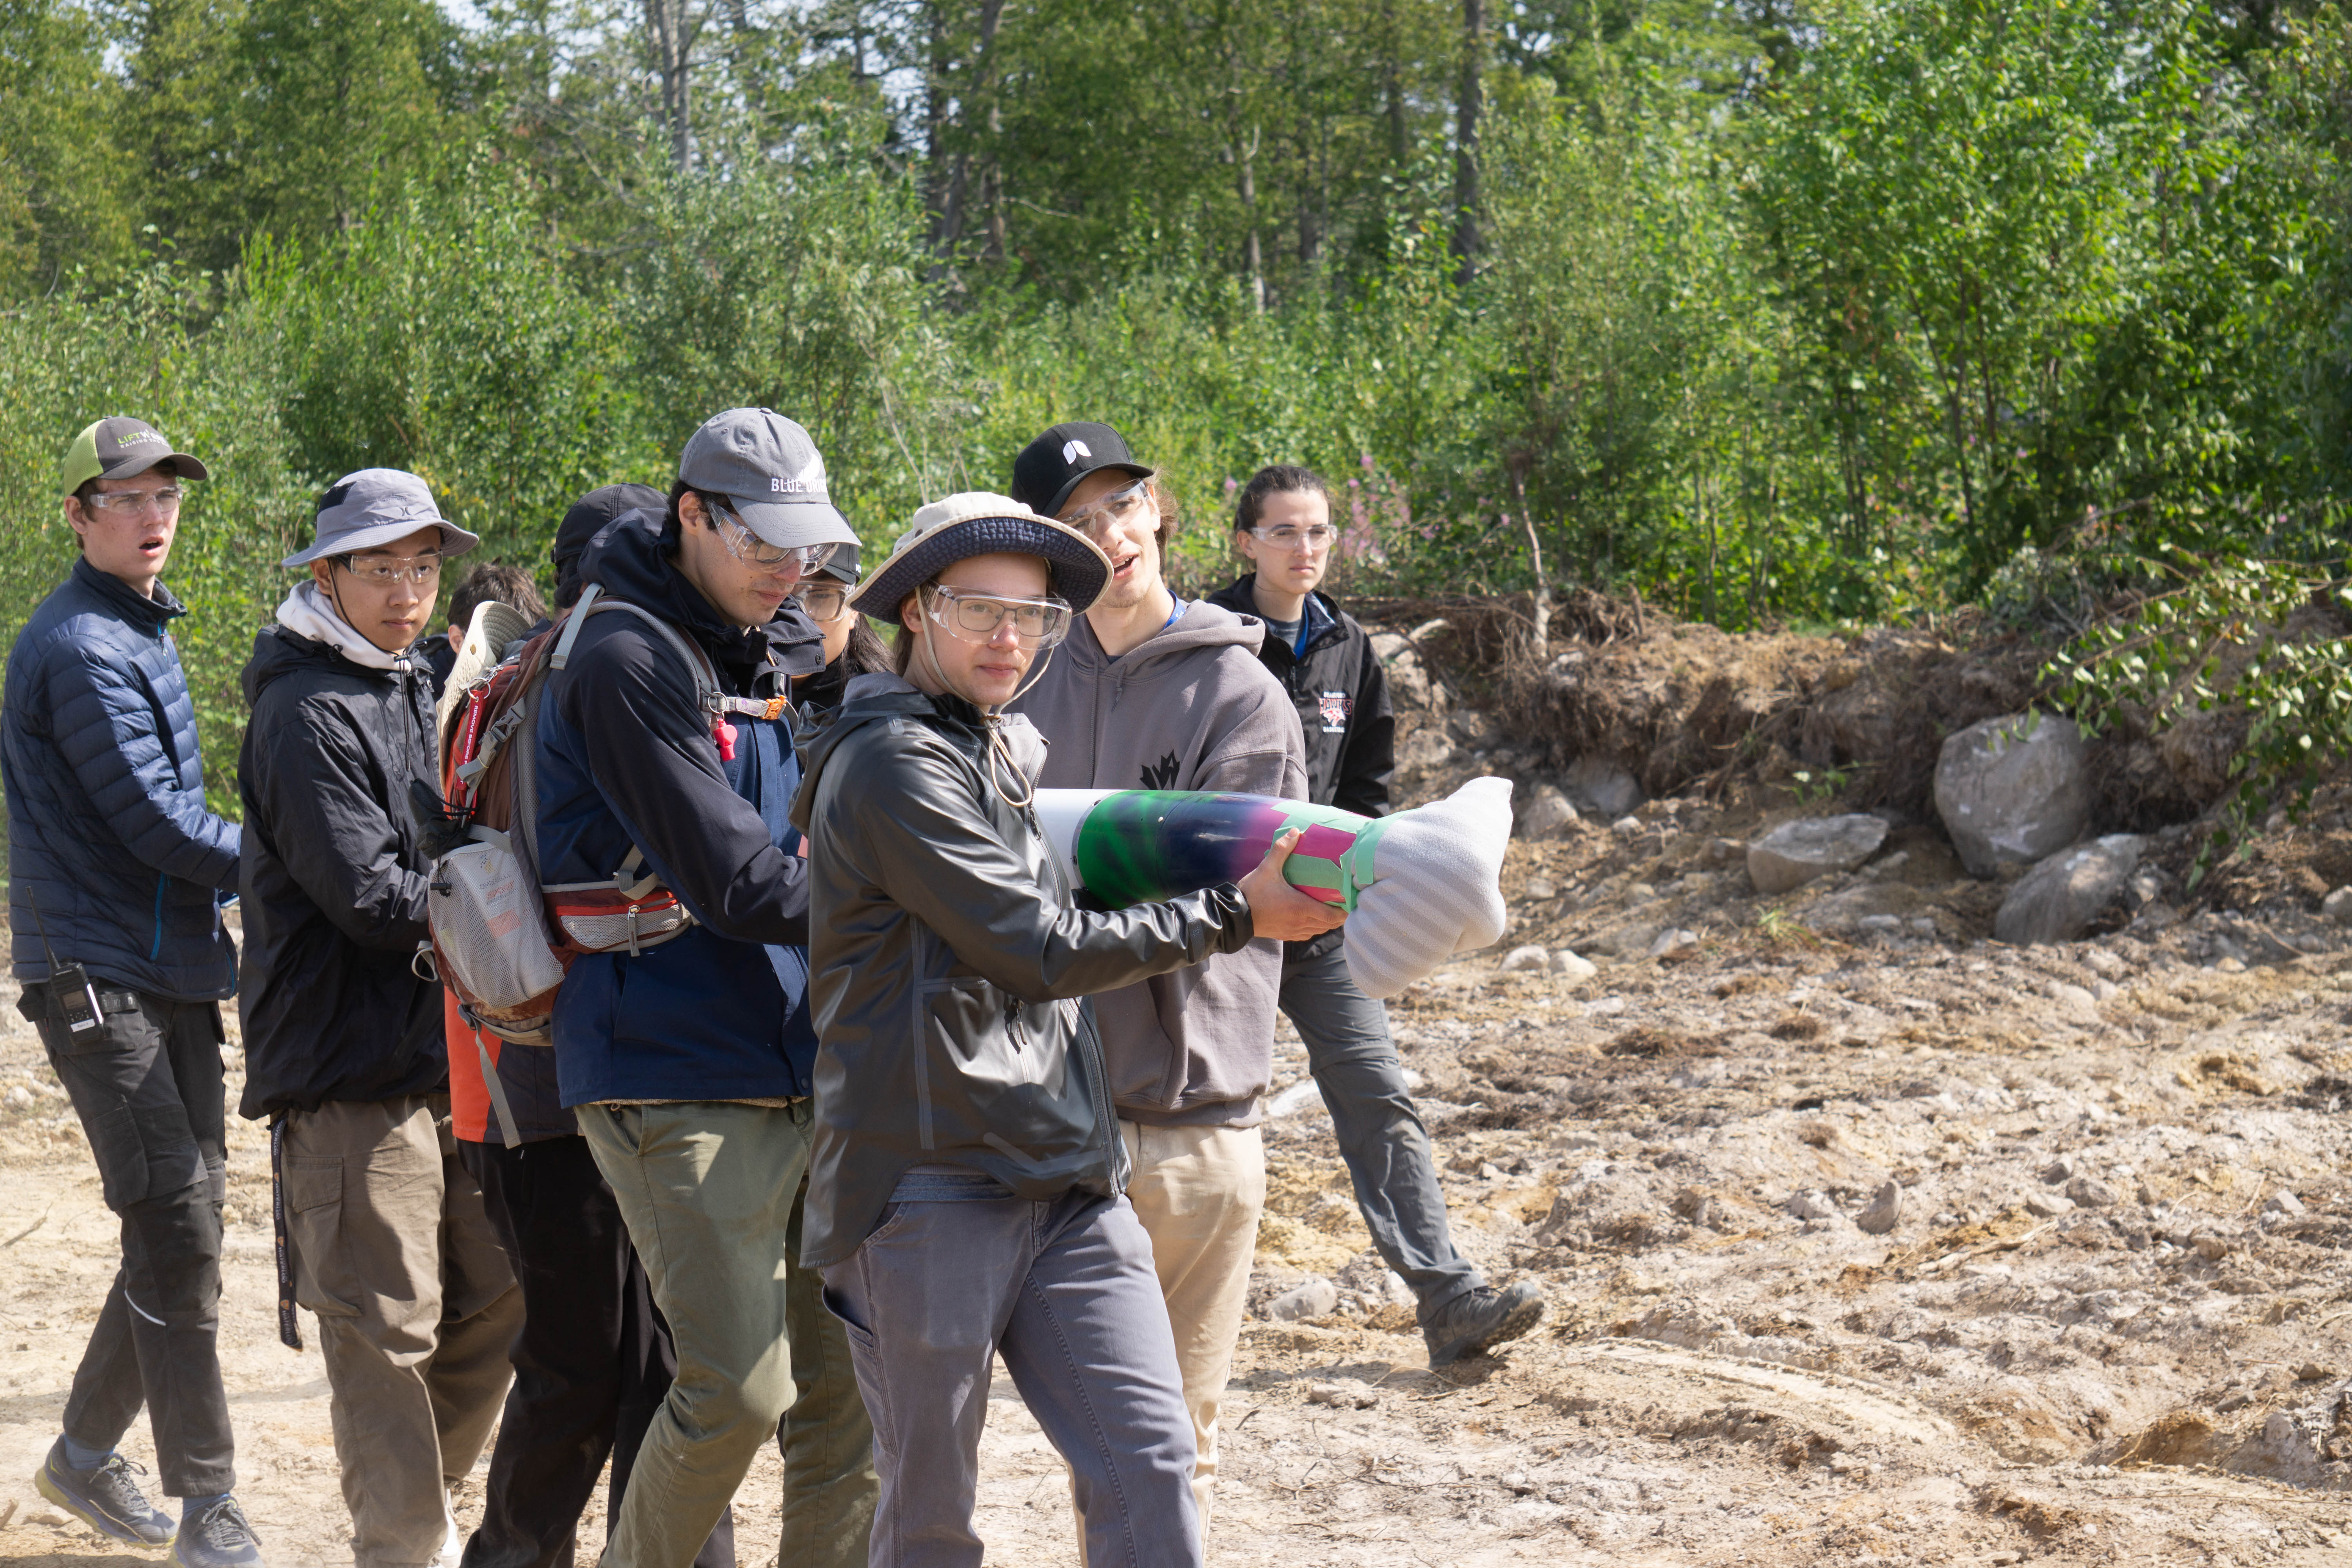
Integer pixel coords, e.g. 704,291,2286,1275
1034,776,1515,997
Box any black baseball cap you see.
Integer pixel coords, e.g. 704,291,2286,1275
814,541,861,586
59,417,209,495
553,483,665,599
1009,421,1155,520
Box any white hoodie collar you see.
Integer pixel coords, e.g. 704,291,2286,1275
275,579,413,672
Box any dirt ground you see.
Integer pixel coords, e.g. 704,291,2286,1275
5,793,2352,1568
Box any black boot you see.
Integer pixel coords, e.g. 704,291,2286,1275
1423,1281,1548,1367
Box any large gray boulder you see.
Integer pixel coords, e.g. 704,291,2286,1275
1934,711,2092,877
1994,834,2144,946
1746,814,1889,895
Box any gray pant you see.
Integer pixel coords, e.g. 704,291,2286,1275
1282,944,1482,1316
822,1188,1201,1568
31,988,234,1497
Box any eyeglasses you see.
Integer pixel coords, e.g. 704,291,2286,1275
335,554,443,586
710,499,838,574
1058,479,1153,540
83,487,183,517
924,586,1073,648
1247,523,1336,552
790,581,850,622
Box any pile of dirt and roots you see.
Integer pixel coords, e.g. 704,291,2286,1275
1353,587,2352,934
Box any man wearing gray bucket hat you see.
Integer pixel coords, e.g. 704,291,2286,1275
791,493,1343,1568
5,417,260,1561
534,409,872,1568
236,469,523,1568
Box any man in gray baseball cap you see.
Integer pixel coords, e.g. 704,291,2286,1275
677,407,860,555
532,410,877,1568
8,419,258,1558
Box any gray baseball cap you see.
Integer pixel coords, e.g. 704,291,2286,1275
281,468,481,567
679,408,858,551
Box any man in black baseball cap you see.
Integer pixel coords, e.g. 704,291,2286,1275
5,417,261,1562
1009,421,1156,521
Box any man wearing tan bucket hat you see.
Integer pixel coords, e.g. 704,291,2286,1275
791,493,1345,1568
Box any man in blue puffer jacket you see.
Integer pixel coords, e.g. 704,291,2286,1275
534,408,875,1568
2,417,264,1565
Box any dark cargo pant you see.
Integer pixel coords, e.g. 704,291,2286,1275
1282,944,1483,1318
24,983,235,1498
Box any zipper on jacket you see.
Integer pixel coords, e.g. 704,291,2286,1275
149,871,166,960
1013,789,1127,1195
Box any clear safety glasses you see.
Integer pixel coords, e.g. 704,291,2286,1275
1058,478,1153,540
924,585,1074,648
789,581,851,622
334,554,443,586
711,499,838,575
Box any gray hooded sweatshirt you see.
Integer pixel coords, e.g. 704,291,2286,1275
1010,599,1308,1127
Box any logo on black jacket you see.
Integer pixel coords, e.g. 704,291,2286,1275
1141,752,1180,790
1317,691,1351,732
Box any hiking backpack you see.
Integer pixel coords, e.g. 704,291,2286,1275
422,584,790,1049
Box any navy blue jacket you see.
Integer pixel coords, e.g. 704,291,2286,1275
3,558,240,1001
537,522,828,1107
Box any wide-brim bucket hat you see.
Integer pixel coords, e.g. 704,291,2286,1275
850,493,1111,626
282,468,481,567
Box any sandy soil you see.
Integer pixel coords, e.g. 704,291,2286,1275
5,804,2352,1565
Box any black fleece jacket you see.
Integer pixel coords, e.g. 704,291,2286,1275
1205,575,1397,961
1204,575,1395,818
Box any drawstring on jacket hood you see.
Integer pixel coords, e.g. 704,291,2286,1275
908,603,1058,810
275,580,415,672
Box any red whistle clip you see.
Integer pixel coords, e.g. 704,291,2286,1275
714,720,738,761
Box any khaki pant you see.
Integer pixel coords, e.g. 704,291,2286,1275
281,1096,521,1568
1115,1121,1265,1534
579,1099,875,1568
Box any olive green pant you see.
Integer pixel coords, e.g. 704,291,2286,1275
579,1099,875,1568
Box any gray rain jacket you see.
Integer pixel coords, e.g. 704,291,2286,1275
1008,600,1307,1127
790,674,1256,1270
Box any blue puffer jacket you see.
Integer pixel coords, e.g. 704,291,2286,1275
3,558,241,1001
536,521,828,1107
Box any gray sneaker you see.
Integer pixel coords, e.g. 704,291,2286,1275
34,1437,175,1548
1423,1281,1548,1367
172,1497,263,1568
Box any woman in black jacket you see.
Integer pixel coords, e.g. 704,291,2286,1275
791,494,1343,1568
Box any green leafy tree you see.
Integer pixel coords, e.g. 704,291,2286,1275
1750,0,2320,588
0,0,138,293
